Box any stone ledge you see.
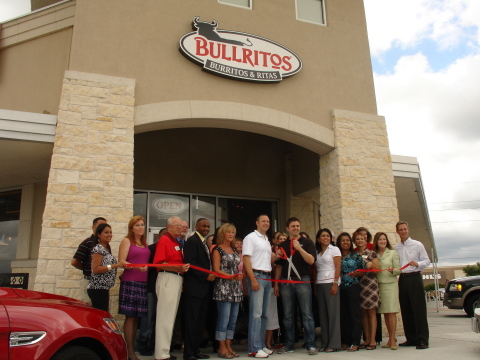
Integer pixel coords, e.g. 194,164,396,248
65,70,136,87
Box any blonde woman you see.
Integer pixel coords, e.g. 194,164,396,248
212,223,244,358
373,232,401,350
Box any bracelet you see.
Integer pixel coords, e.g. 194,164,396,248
107,264,112,271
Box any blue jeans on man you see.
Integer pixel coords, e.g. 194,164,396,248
279,277,316,350
246,273,271,353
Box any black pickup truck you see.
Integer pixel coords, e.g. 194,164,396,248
444,275,480,317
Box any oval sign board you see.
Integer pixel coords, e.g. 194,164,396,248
152,197,188,215
179,17,302,83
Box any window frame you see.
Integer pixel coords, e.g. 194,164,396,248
218,0,252,10
295,0,327,26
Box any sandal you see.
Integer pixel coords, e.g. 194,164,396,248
359,343,367,349
365,345,376,350
340,344,348,351
347,345,359,352
218,353,234,359
325,348,337,352
230,352,240,358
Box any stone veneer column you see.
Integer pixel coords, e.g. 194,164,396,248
320,109,400,241
34,71,135,315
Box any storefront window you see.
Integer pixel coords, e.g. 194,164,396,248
191,196,216,229
296,0,326,25
0,190,21,273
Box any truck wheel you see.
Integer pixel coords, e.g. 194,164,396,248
464,294,480,317
51,345,102,360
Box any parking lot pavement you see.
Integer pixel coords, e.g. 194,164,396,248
138,301,480,360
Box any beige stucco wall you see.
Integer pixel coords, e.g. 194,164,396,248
68,0,376,130
0,28,72,114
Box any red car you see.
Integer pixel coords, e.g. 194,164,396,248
0,287,127,360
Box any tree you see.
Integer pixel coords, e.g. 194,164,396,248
463,262,480,277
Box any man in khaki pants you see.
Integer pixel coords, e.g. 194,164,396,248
153,216,190,360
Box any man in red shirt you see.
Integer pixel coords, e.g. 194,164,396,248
154,216,190,360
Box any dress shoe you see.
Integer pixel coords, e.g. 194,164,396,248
416,343,428,349
195,353,210,359
399,341,416,346
184,356,197,360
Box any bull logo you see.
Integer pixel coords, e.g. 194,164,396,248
192,17,252,47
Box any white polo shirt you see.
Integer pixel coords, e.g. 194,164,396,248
242,230,272,272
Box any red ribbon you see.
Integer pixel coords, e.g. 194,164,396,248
125,263,410,284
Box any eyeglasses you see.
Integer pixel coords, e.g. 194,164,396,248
172,224,183,227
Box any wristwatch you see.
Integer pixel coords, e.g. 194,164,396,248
107,264,112,271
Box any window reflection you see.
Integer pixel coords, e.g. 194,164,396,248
0,190,21,273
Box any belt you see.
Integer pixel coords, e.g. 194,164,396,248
400,271,421,277
253,270,271,276
159,270,184,277
83,275,91,280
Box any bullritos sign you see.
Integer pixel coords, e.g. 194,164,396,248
179,17,302,83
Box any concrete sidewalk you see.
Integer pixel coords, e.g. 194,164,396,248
139,301,480,360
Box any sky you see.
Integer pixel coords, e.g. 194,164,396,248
1,0,479,267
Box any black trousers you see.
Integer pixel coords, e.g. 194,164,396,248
398,273,429,345
87,288,109,312
339,284,362,346
183,294,210,358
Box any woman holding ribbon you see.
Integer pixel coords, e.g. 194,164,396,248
212,223,244,358
336,232,364,352
87,223,126,311
353,230,380,350
373,232,401,350
118,215,150,360
314,228,341,352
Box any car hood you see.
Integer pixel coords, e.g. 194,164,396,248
0,287,91,308
450,275,480,283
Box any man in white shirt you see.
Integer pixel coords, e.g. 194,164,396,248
394,221,430,349
243,214,275,358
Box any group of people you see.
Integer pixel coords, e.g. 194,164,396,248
71,215,431,360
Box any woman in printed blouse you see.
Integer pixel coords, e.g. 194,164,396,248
336,232,365,352
87,223,126,312
314,228,341,352
353,230,380,350
373,232,401,350
212,223,244,359
118,215,150,360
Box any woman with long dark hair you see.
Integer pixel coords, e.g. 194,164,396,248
314,228,341,352
118,215,150,360
87,223,126,312
336,232,364,352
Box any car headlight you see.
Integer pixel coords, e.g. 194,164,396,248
103,318,121,334
449,283,462,292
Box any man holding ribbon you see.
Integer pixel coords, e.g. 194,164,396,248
274,217,317,355
243,214,275,358
395,221,430,350
153,216,190,360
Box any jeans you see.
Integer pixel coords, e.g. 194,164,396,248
216,301,240,341
138,292,157,349
246,273,271,353
279,277,316,349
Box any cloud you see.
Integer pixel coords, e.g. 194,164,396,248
365,0,480,266
364,0,480,57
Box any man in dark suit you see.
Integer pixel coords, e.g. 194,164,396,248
183,218,216,360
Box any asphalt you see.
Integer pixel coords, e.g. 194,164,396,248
138,301,480,360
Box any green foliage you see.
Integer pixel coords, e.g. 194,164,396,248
463,262,480,277
424,283,445,291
